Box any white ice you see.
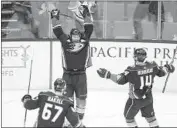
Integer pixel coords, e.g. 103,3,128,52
2,89,177,127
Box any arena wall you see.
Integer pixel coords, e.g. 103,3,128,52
2,41,177,93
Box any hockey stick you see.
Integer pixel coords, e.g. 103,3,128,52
23,59,33,127
162,46,177,93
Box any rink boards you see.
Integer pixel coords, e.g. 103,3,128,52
2,40,177,92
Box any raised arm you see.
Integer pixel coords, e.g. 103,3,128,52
51,9,67,41
78,5,93,40
84,15,93,40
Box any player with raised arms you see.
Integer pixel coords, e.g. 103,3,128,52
51,4,93,122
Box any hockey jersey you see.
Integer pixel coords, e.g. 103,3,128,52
24,91,80,127
116,61,166,99
53,23,93,71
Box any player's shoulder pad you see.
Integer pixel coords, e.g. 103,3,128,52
146,61,158,67
121,66,131,76
38,91,55,97
126,66,134,71
80,33,88,41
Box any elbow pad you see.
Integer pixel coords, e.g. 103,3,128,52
24,100,38,110
117,73,128,85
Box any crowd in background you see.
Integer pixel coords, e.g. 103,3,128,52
1,1,177,40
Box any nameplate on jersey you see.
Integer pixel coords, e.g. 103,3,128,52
137,68,153,75
47,96,63,104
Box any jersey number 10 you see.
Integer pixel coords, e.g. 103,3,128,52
42,103,63,122
140,75,153,89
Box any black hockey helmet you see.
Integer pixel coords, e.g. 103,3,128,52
134,48,147,62
54,78,66,92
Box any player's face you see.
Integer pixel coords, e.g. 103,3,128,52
134,55,146,62
72,34,80,42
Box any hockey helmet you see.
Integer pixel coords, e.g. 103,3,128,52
54,78,66,92
134,48,147,62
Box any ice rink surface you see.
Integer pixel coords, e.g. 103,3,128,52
2,89,177,127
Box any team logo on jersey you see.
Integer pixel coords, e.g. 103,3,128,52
66,40,86,53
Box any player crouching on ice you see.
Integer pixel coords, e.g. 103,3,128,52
21,78,85,128
97,48,175,128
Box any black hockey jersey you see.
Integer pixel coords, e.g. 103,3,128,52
24,91,80,127
53,23,93,71
116,61,166,99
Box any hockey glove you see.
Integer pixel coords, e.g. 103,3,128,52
51,9,60,20
97,68,111,79
79,5,91,18
143,85,152,94
164,64,175,73
21,94,32,102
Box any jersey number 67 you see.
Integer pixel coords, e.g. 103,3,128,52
42,103,63,122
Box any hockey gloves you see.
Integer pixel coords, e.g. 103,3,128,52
164,64,175,73
143,85,152,94
97,68,111,79
21,94,32,103
51,9,60,20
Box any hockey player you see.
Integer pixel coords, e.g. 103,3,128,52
97,48,175,128
51,5,93,121
21,78,85,127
